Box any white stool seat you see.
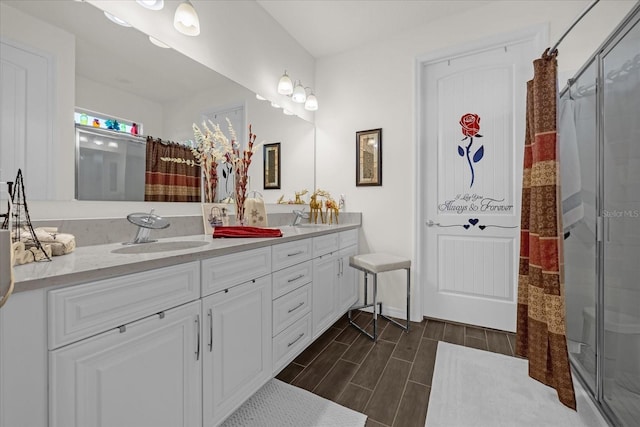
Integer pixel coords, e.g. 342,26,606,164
350,253,411,274
348,252,411,341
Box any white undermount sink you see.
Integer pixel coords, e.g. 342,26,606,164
111,240,209,254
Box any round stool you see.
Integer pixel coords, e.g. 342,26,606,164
348,253,411,341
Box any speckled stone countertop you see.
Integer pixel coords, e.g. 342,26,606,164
13,224,360,294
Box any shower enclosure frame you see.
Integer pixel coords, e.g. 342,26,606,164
560,3,640,426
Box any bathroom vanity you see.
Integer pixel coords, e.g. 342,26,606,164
0,224,360,427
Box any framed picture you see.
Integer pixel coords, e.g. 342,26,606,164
263,142,281,189
201,203,230,235
356,128,382,186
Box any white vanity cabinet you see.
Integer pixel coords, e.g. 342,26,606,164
311,229,359,338
50,300,202,427
47,262,202,427
202,276,272,427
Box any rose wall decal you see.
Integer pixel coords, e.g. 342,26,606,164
458,113,484,187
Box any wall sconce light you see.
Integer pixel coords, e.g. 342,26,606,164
304,92,318,111
136,0,164,10
277,70,319,111
174,0,200,36
104,11,132,27
291,81,306,103
149,36,170,48
277,71,293,95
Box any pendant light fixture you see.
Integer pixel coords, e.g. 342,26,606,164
277,71,293,95
304,92,318,111
174,0,200,36
291,81,306,103
136,0,164,10
104,11,132,27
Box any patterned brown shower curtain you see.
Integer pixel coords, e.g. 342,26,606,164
516,49,576,409
144,137,201,202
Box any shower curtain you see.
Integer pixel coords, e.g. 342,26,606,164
144,137,201,202
516,49,576,409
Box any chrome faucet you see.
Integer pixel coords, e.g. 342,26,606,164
124,209,170,244
292,209,309,226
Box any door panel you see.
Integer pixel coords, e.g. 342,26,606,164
422,36,537,331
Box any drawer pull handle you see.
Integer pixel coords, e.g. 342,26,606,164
287,274,305,283
195,315,200,361
158,311,165,319
287,251,304,257
287,302,304,313
118,325,126,333
208,309,213,352
287,333,305,348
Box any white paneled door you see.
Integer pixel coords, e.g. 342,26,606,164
420,33,541,331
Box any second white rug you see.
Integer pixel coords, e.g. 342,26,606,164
221,379,367,427
425,342,606,427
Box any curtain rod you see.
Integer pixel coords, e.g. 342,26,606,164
550,0,600,54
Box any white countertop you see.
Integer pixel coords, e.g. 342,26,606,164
13,224,360,293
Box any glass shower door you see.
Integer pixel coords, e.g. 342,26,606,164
562,60,598,394
602,17,640,427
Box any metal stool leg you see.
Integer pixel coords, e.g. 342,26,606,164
380,267,411,334
348,270,376,341
372,273,378,341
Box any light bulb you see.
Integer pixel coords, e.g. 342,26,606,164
174,1,200,36
104,11,131,27
136,0,164,10
304,93,318,111
149,36,170,48
277,71,293,95
291,82,306,103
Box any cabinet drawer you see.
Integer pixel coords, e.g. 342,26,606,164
312,233,339,257
273,313,312,374
201,247,271,296
273,284,311,336
272,260,312,299
339,229,358,249
272,239,312,271
48,261,200,350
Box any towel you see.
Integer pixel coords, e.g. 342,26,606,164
212,226,282,238
559,98,584,232
20,227,76,256
244,197,268,227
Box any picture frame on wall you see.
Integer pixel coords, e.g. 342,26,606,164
356,128,382,186
263,142,281,190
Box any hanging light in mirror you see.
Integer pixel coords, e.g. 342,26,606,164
283,109,294,116
149,36,170,48
277,71,293,95
304,92,318,111
136,0,164,10
270,102,281,109
255,94,267,101
104,11,132,27
291,81,306,103
174,0,200,36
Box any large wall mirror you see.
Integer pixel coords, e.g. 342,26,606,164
0,0,314,205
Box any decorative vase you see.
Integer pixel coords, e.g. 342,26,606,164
234,167,247,226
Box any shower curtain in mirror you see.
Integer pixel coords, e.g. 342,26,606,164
144,137,201,202
516,49,576,409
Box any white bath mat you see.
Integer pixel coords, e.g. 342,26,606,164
426,342,606,427
221,379,367,427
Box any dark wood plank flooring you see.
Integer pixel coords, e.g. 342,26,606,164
276,312,517,427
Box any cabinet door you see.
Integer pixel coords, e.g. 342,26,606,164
202,276,272,426
50,301,202,427
312,252,339,338
339,246,358,313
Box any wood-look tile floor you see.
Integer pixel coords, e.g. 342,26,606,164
276,312,517,427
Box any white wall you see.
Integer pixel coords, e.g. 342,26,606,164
314,0,637,315
0,3,76,201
